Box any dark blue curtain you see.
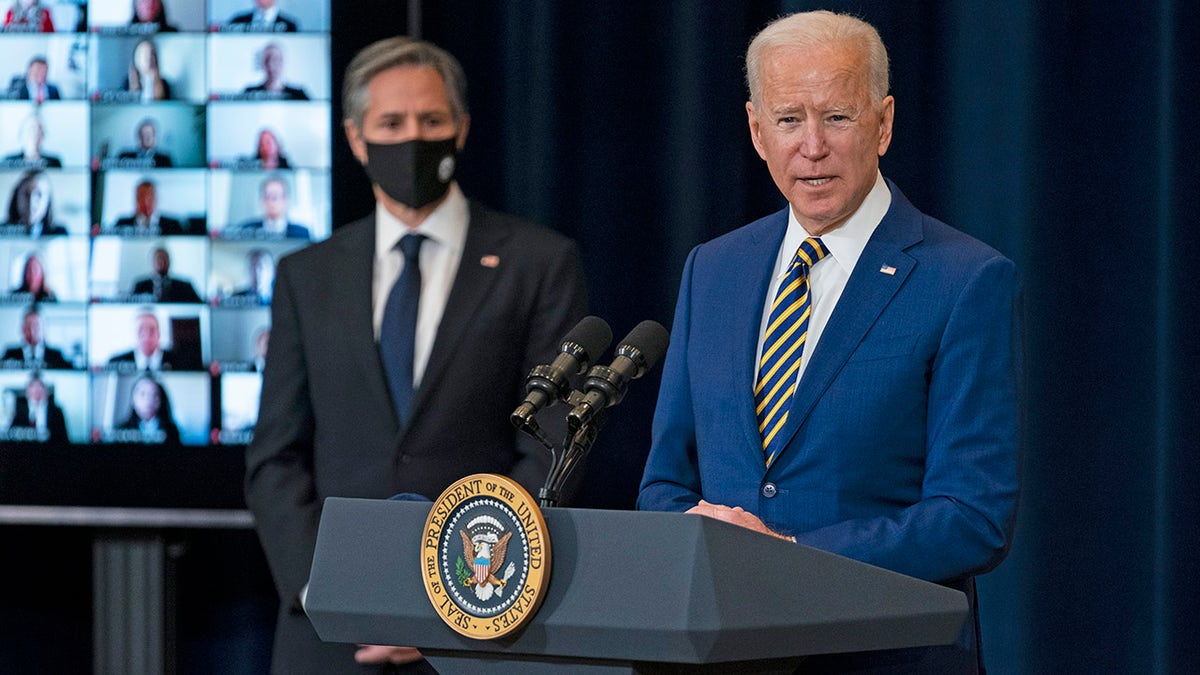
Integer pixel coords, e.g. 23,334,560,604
345,1,1196,672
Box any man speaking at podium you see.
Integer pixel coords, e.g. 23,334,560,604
638,11,1021,673
246,37,587,674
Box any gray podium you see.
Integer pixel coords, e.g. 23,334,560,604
305,498,968,674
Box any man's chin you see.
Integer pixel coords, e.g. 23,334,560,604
788,202,850,235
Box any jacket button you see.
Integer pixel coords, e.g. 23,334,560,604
761,482,777,498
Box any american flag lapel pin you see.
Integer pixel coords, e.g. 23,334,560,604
879,264,897,275
480,254,500,268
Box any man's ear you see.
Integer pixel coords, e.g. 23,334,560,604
455,114,471,150
746,102,767,161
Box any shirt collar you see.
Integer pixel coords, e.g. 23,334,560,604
136,349,163,370
784,171,891,276
374,183,468,259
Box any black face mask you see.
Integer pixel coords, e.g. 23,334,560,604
364,137,459,209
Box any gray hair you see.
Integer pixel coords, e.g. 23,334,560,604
746,11,890,106
342,37,468,129
259,173,290,196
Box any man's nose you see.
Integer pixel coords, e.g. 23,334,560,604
797,124,830,160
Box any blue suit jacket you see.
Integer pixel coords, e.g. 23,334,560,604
639,182,1021,672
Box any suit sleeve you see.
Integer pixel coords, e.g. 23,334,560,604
244,254,320,608
508,235,589,495
637,246,704,512
796,255,1023,582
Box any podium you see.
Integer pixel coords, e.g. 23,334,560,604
305,498,968,674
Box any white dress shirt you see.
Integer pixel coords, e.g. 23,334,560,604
263,216,287,235
28,399,47,431
22,342,45,362
755,172,892,387
254,7,279,27
372,184,468,388
134,348,164,371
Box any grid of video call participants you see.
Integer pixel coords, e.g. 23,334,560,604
0,1,331,447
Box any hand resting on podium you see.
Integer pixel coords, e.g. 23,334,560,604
687,500,796,543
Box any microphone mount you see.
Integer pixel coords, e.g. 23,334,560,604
513,318,669,508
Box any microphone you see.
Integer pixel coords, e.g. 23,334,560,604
510,316,612,429
567,320,669,430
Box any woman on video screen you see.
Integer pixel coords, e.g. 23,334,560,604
116,374,181,445
249,128,290,169
11,251,56,301
126,39,172,102
6,169,66,236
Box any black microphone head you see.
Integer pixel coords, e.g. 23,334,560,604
616,320,670,373
561,315,613,368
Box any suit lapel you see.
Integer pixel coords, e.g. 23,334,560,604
768,187,924,464
331,217,396,426
729,211,790,462
406,203,508,429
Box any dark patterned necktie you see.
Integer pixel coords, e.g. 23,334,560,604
379,234,426,424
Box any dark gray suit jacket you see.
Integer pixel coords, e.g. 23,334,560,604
245,202,587,674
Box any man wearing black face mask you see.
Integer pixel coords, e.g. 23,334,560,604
245,37,588,675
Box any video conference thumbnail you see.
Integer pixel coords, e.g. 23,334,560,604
0,0,331,447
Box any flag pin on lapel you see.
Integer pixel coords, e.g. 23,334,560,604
879,264,896,275
480,255,500,268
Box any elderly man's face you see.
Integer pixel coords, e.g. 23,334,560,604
262,46,283,80
136,183,157,216
261,180,288,219
135,314,160,355
747,41,894,236
152,248,170,274
27,61,47,85
138,123,156,149
21,313,42,345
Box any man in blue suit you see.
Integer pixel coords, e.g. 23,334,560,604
8,56,60,102
234,175,311,240
638,11,1021,673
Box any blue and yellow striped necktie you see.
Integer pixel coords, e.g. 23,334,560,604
755,237,830,468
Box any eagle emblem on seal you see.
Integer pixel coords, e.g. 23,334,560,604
458,515,516,601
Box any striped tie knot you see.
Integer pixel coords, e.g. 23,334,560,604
794,236,830,270
754,236,829,468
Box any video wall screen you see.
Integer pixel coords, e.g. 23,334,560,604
0,0,331,448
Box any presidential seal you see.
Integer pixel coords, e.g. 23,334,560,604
421,474,551,639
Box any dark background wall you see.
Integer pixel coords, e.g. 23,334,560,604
3,1,1198,673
